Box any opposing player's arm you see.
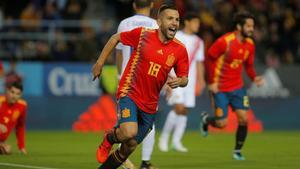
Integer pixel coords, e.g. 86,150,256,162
196,61,205,94
196,40,206,95
115,21,125,77
115,49,123,78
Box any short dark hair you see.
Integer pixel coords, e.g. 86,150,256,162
233,11,255,28
134,0,152,9
183,12,200,21
8,82,23,92
158,3,178,16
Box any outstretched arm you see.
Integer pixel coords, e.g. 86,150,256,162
196,61,206,95
92,33,121,80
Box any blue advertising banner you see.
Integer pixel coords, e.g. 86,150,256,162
1,62,43,96
43,63,101,96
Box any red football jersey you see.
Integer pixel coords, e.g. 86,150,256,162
206,32,256,92
117,27,189,114
0,96,27,150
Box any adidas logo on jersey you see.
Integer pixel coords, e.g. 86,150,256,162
157,49,163,55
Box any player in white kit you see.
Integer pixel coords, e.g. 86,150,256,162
159,13,205,152
115,0,158,169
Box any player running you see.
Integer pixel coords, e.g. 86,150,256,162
201,11,264,160
116,0,158,168
92,4,189,169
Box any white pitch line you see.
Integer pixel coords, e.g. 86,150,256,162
0,162,61,169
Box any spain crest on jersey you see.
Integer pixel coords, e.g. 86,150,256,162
166,53,175,67
122,108,131,118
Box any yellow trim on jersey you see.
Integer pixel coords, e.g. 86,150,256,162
0,96,5,107
120,28,146,97
245,38,254,44
144,28,156,32
213,54,225,83
213,33,236,83
0,96,5,102
173,38,186,48
17,99,27,106
224,33,235,43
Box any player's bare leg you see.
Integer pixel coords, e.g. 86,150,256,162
122,159,136,169
200,94,228,137
200,110,228,137
97,122,137,166
99,138,138,169
114,143,136,169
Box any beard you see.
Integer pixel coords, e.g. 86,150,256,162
161,25,176,40
162,29,171,40
241,28,253,38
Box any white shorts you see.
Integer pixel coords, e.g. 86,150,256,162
167,85,195,108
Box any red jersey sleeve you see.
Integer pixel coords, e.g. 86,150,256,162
15,105,27,150
120,27,143,49
174,48,189,77
244,44,257,81
206,37,227,84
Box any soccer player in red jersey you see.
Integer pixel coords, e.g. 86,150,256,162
200,12,264,160
0,82,27,155
92,4,189,169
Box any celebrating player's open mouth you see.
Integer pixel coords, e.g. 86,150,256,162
168,27,177,37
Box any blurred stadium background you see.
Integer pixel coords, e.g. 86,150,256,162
0,0,300,169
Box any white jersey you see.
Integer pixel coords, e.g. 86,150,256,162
116,14,158,75
175,30,204,89
168,30,204,108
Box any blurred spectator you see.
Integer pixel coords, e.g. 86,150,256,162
5,58,22,88
20,2,42,31
43,1,61,21
50,0,68,12
105,0,132,22
51,31,74,61
0,0,299,64
2,0,30,19
75,24,98,62
62,0,87,33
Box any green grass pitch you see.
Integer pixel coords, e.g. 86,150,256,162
1,131,300,169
